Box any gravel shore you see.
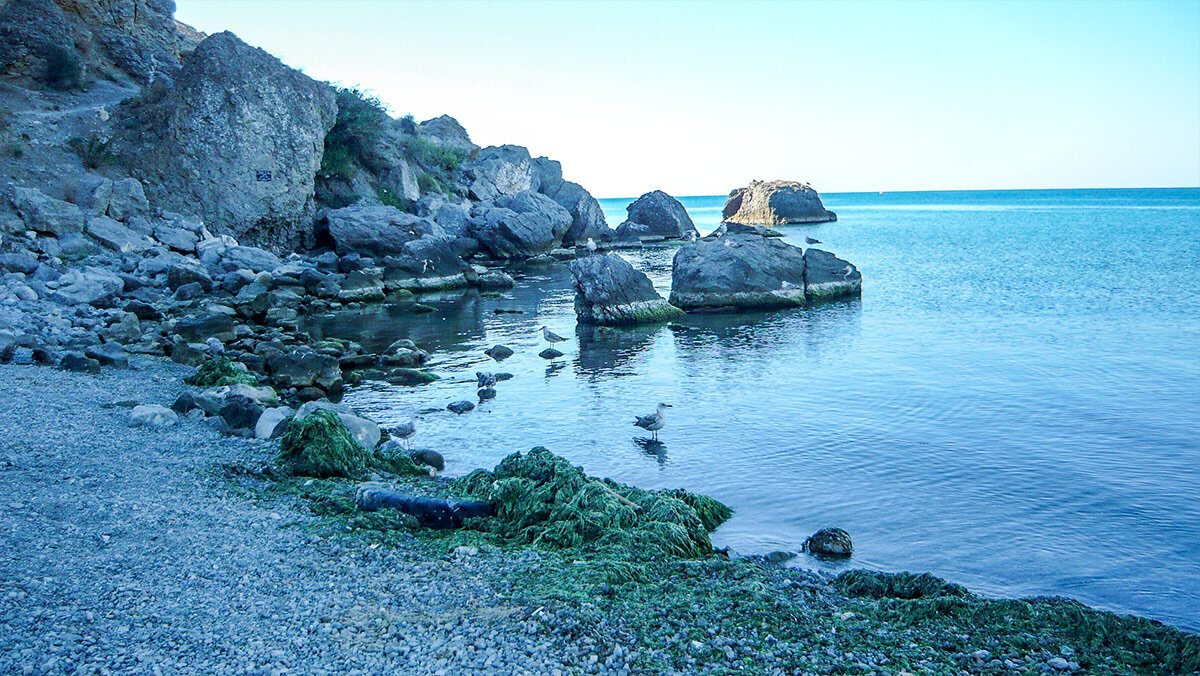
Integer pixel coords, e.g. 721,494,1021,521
0,358,588,675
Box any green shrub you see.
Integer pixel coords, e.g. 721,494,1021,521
44,46,83,90
184,357,258,388
320,87,389,179
376,187,414,212
406,135,467,173
67,133,116,169
398,113,417,135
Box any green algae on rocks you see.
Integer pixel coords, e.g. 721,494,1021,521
278,409,370,479
183,356,258,387
451,447,732,561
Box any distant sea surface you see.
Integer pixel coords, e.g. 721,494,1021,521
310,188,1200,630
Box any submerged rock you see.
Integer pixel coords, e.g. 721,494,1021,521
613,190,698,241
569,253,683,325
804,527,853,558
484,344,514,361
447,400,475,415
722,180,836,225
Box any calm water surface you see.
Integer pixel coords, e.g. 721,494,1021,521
304,188,1200,631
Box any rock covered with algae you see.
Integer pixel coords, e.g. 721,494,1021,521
278,409,423,479
452,447,732,560
183,356,258,387
568,253,684,326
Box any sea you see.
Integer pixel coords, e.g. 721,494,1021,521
303,187,1200,631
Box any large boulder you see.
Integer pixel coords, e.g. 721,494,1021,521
613,190,698,241
381,235,471,291
120,31,337,250
670,225,860,309
472,190,572,259
317,205,437,256
48,266,124,306
669,225,808,310
9,187,85,235
802,248,862,303
417,115,477,153
464,145,534,201
267,349,343,391
722,180,836,225
547,181,609,246
85,216,154,252
569,254,683,326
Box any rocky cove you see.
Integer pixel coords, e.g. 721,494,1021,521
0,2,1197,674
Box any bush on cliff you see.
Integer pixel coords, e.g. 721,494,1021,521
183,357,258,387
452,447,732,564
320,87,389,179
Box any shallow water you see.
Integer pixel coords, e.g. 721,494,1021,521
303,188,1200,631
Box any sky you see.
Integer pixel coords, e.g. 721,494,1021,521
174,0,1200,198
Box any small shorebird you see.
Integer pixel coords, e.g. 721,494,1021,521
805,237,821,245
541,325,567,349
586,237,598,254
633,403,672,440
391,420,416,450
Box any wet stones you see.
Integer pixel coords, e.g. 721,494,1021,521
568,253,684,326
804,527,853,558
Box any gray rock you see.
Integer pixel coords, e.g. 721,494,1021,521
129,404,179,428
292,401,379,449
547,181,609,246
153,223,200,253
465,145,533,200
484,344,514,361
539,348,564,360
59,352,101,374
417,115,478,152
0,253,39,275
86,216,154,252
174,313,235,342
48,266,124,306
722,180,836,225
473,190,572,259
254,406,294,440
9,187,85,235
120,31,337,250
267,350,342,390
217,246,282,274
569,254,683,326
337,268,385,302
803,527,853,558
106,178,150,222
803,248,862,303
379,235,471,291
84,342,128,368
318,205,436,256
614,190,698,241
530,157,564,197
669,226,808,310
218,394,264,431
447,400,475,415
166,262,213,291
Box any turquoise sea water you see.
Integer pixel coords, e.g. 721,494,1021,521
308,188,1200,630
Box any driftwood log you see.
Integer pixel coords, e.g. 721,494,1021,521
355,483,494,528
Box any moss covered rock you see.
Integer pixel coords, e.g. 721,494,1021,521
278,409,369,479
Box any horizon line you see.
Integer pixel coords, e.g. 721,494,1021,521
595,185,1200,201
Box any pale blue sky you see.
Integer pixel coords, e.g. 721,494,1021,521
175,0,1200,197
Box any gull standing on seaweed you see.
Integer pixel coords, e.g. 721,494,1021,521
391,420,416,450
634,403,672,441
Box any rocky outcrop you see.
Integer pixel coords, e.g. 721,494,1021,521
119,31,337,250
0,0,185,87
613,190,698,241
569,254,683,326
316,205,439,257
471,190,572,260
669,224,859,310
544,180,609,246
722,180,836,225
417,115,477,153
464,145,534,202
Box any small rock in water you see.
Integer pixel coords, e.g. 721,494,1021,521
447,400,475,415
495,372,514,381
409,449,444,471
764,551,796,565
478,387,497,401
484,344,514,361
804,527,853,558
538,347,564,360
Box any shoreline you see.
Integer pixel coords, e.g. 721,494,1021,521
2,357,1195,675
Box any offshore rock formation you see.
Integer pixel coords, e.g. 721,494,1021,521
569,254,683,326
722,180,837,225
613,190,698,241
669,224,859,310
117,31,337,250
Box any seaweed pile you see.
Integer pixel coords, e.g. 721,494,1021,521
183,356,258,387
278,409,423,479
452,447,732,562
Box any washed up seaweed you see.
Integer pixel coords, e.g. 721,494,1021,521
451,447,732,563
183,356,258,387
278,409,425,479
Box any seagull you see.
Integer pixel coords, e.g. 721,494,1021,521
586,237,598,254
391,420,416,450
475,371,497,388
805,237,822,245
633,403,672,440
541,325,567,349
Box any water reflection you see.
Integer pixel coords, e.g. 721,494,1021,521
301,290,487,353
633,437,669,465
574,323,667,378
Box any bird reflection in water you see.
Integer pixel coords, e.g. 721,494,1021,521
633,437,668,465
544,361,566,378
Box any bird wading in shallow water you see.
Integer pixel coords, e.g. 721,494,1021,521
391,420,415,450
541,325,567,349
634,403,672,440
